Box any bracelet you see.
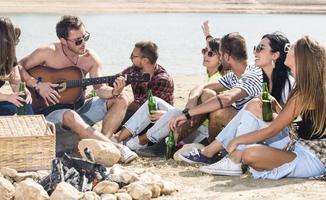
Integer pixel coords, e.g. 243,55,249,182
206,35,213,40
182,108,192,120
33,78,42,91
216,95,224,109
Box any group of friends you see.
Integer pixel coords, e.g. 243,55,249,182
1,15,326,180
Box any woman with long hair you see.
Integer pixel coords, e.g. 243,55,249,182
178,32,295,172
0,17,33,115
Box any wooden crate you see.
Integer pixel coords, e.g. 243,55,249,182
0,115,55,171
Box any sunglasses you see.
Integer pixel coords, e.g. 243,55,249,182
66,31,90,46
201,48,217,57
284,43,293,53
253,44,265,53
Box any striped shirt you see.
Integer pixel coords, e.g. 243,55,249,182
219,64,263,110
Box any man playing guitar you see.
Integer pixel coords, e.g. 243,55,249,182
19,15,137,163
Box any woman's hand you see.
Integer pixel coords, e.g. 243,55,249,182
168,115,187,132
149,110,166,122
201,20,211,38
5,92,25,107
24,88,32,104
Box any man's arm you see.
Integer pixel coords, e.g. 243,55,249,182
19,46,60,105
88,50,125,99
186,82,226,109
188,87,247,117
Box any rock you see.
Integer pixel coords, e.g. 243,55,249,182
93,180,119,195
101,194,117,200
173,143,205,161
78,139,121,167
161,180,178,195
138,172,163,187
0,177,15,200
14,171,39,182
15,178,49,200
0,167,17,178
108,165,139,185
50,182,83,200
115,192,132,200
126,182,152,200
144,182,161,198
81,191,100,200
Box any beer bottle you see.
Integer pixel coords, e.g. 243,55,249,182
147,89,157,122
91,89,97,97
165,131,176,160
262,82,273,122
17,82,27,115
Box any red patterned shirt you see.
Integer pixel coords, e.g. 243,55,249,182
120,64,174,106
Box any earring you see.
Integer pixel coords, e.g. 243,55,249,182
272,60,275,68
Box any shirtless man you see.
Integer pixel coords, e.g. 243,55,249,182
19,15,137,163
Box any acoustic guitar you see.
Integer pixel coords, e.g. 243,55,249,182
27,65,150,115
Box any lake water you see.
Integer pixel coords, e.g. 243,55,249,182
6,13,326,75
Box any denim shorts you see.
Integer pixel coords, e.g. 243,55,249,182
46,97,107,132
250,142,326,179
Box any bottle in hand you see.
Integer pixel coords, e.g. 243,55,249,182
147,89,157,123
165,131,176,160
17,82,27,115
262,82,273,122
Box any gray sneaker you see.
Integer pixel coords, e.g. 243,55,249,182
135,140,166,157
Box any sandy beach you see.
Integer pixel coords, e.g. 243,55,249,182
1,1,326,199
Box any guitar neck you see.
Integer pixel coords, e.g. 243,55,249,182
66,75,117,88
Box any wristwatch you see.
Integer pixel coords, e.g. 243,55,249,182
182,108,192,120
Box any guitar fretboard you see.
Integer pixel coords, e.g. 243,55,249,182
66,76,116,88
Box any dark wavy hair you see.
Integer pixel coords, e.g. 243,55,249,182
262,32,291,105
0,17,20,76
208,38,224,73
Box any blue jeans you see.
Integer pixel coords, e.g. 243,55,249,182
0,101,34,116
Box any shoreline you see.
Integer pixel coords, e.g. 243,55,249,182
1,0,326,14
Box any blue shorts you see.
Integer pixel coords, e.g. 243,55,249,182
250,142,326,179
46,96,107,132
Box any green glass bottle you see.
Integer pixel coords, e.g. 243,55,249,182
262,82,273,122
165,131,176,160
147,89,157,122
17,82,27,115
91,89,97,97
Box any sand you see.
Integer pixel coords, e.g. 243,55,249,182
1,0,326,14
1,1,326,199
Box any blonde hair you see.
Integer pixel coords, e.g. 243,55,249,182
291,36,326,135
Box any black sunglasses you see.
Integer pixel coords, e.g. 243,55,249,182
66,31,90,46
202,48,217,57
253,44,265,53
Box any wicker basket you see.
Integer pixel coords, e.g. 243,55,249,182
0,115,55,171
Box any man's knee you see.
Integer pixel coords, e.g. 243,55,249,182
62,110,79,125
200,88,217,103
107,92,129,108
209,108,226,121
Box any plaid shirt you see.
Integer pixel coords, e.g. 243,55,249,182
120,64,174,106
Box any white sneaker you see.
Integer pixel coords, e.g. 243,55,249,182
199,157,242,176
125,136,148,150
110,135,122,144
119,145,138,163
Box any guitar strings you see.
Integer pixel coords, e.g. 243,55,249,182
61,44,79,66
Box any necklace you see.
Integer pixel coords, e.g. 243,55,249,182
61,44,79,66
